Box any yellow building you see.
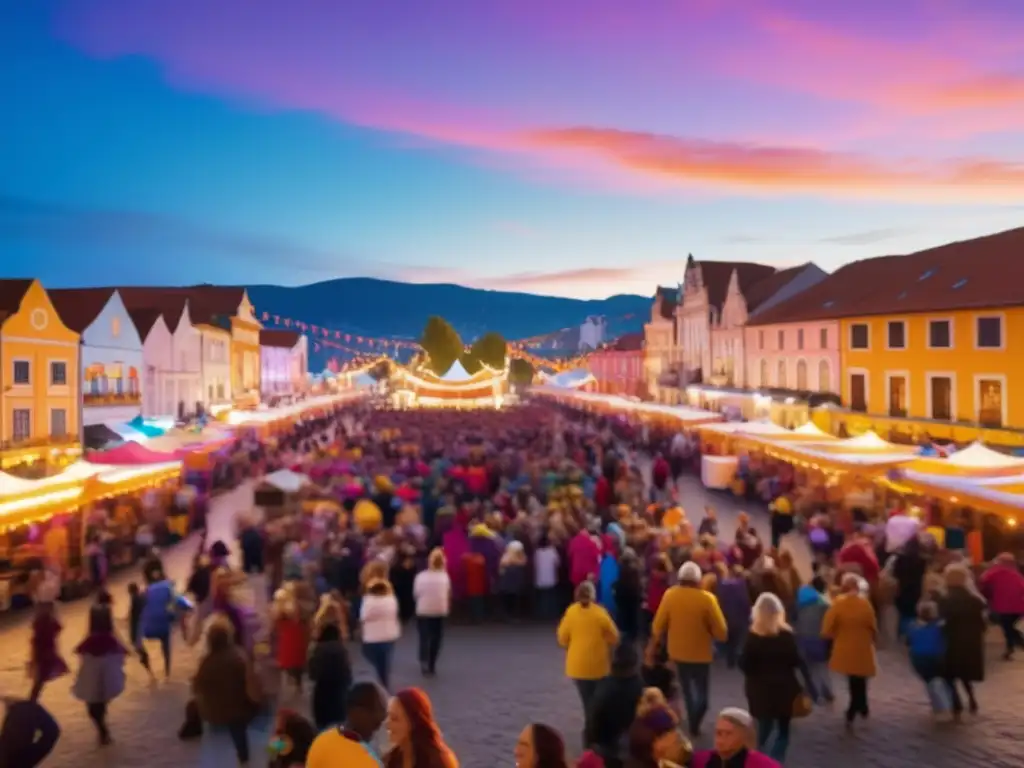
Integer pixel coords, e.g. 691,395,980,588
743,227,1024,435
0,279,82,470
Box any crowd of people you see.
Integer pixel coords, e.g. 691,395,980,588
1,398,1022,767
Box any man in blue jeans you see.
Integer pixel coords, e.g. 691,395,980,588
645,561,727,736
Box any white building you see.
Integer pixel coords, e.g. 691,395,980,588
579,315,607,351
49,288,144,448
121,291,208,417
128,297,203,420
260,330,308,398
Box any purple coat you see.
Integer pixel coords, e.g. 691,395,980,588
469,531,503,591
692,750,780,768
716,577,752,633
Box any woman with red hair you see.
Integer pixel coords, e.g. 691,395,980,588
384,687,458,767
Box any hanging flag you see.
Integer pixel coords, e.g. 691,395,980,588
261,311,269,320
284,318,291,327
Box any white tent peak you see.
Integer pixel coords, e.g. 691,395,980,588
440,359,473,382
947,441,1024,469
262,469,310,493
793,422,827,437
839,431,892,449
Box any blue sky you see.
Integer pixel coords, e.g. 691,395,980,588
2,1,1022,298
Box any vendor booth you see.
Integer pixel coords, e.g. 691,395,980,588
254,469,312,521
531,386,721,427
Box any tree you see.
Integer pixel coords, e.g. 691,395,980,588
469,331,507,370
368,360,391,381
460,353,482,374
508,358,535,386
420,316,463,375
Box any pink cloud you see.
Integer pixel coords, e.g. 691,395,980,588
523,127,1024,202
56,0,1024,199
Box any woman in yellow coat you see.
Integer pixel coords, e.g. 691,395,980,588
821,572,877,729
557,581,619,718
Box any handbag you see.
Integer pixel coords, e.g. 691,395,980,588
792,690,813,718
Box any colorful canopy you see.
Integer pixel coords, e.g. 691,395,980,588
127,415,166,438
86,442,179,465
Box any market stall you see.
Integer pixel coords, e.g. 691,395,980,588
531,386,721,427
254,469,312,521
907,441,1024,478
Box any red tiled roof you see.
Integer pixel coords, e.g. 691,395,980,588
260,329,301,348
689,257,777,312
743,264,809,313
747,227,1024,326
47,288,117,333
127,308,164,340
612,332,644,351
0,279,33,315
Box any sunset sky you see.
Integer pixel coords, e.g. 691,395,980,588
2,0,1023,299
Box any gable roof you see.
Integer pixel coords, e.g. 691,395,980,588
0,279,33,316
748,227,1024,326
47,288,117,333
687,256,777,312
128,308,164,340
742,264,810,313
117,289,190,332
260,329,302,348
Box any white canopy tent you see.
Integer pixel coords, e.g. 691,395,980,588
261,469,310,494
439,359,473,382
945,442,1024,471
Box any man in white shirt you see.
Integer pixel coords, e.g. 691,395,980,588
534,541,560,619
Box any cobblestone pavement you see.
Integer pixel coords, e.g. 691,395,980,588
5,472,1023,766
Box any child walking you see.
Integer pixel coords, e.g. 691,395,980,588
126,583,155,681
906,601,952,720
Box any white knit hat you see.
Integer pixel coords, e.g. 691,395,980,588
678,562,702,583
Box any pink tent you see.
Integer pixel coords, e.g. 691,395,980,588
86,442,179,465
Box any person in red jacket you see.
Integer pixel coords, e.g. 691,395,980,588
463,552,488,622
272,585,310,695
837,531,880,586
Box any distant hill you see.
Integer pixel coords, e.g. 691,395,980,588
245,278,650,370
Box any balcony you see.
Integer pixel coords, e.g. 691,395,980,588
83,392,142,407
0,433,79,452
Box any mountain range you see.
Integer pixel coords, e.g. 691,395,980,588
245,278,651,369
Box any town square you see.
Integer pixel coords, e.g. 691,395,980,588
3,2,1024,767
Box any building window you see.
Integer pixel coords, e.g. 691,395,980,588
886,321,906,349
759,359,768,387
50,408,67,438
888,374,908,417
977,378,1004,428
930,376,953,421
928,320,951,349
12,409,31,441
796,360,808,389
849,324,869,350
849,373,867,412
758,330,764,351
777,330,784,350
13,360,30,385
216,382,225,400
818,360,831,392
50,361,67,386
777,360,787,388
976,316,1003,349
819,327,828,349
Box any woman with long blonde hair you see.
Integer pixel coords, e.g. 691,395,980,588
737,593,804,763
413,548,452,676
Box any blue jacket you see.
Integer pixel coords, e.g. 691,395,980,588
907,620,946,659
794,585,831,663
599,555,620,619
138,580,191,639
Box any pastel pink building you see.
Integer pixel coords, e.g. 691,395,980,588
586,333,646,397
742,319,841,394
